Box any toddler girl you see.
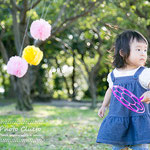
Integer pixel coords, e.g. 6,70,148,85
96,30,150,150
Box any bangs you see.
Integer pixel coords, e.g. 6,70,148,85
129,31,148,45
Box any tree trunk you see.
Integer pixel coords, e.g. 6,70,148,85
89,73,97,109
55,57,71,98
6,76,17,98
72,49,76,101
15,67,33,111
9,1,33,110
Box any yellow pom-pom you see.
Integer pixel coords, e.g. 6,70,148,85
22,45,43,65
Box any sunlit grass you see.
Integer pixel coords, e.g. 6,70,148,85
0,103,148,150
0,103,112,150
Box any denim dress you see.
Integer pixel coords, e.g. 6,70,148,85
96,67,150,145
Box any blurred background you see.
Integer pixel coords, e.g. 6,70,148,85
0,0,150,110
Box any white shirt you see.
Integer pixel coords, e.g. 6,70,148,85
107,67,150,89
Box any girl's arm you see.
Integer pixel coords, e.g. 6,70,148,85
101,87,112,107
140,83,150,104
98,87,112,118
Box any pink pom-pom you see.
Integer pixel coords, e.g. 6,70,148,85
30,19,51,41
7,56,28,78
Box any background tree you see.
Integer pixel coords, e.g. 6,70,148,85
0,0,102,110
0,0,150,110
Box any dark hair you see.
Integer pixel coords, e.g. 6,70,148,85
113,30,148,68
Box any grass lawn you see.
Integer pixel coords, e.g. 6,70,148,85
0,102,112,150
0,102,149,150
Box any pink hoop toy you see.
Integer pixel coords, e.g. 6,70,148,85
112,85,145,113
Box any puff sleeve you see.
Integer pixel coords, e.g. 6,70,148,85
107,72,113,89
139,68,150,89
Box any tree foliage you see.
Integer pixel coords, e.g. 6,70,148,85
0,0,150,109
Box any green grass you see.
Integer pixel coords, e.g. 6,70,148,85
0,103,149,150
0,103,112,150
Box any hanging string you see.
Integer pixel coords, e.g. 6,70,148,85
43,1,52,19
19,0,34,56
19,0,51,56
40,0,46,19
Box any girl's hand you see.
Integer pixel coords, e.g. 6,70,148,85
140,91,150,104
98,106,106,118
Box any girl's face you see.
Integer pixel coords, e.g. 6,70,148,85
126,39,148,68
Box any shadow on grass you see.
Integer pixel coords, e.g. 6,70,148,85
0,102,112,150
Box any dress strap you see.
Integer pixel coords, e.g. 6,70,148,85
133,66,145,79
110,71,115,82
